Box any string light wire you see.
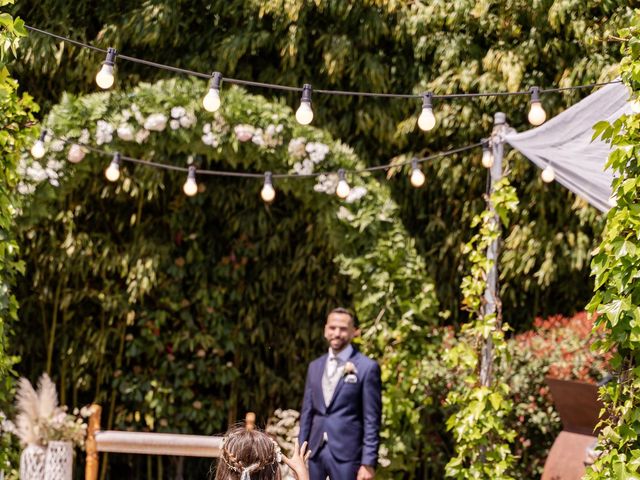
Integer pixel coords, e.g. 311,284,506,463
24,25,622,100
47,135,483,179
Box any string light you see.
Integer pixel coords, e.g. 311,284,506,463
336,169,350,199
202,72,222,112
30,130,47,159
183,165,198,196
409,158,426,188
528,87,547,126
296,84,313,125
95,47,117,90
105,152,121,182
260,171,276,203
67,144,86,163
418,93,436,131
481,139,494,168
541,165,555,183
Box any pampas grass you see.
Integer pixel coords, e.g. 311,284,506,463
14,373,63,446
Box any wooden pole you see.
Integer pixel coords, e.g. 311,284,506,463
85,404,102,480
480,112,506,388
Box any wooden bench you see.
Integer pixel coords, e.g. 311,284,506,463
85,404,244,480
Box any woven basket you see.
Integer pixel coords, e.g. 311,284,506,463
19,444,46,480
44,440,73,480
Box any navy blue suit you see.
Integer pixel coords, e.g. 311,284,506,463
298,347,382,479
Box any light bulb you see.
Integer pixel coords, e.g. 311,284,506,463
296,84,314,125
417,93,436,131
183,166,198,196
608,193,618,208
105,153,121,182
528,87,546,126
336,169,350,199
67,144,86,164
260,172,276,203
631,99,640,114
30,130,47,158
203,72,222,112
410,159,425,188
30,141,45,159
95,48,117,90
541,165,555,183
481,141,494,168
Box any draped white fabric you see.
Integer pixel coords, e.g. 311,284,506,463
504,81,633,212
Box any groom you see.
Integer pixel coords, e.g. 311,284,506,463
298,307,382,480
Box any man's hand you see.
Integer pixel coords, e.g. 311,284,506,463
357,465,375,480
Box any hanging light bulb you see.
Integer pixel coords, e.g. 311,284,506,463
105,152,121,182
30,130,47,159
202,72,222,112
481,139,494,168
541,165,555,183
95,47,117,90
67,144,86,164
183,166,198,196
631,98,640,114
260,171,276,203
410,158,426,188
417,92,436,131
528,87,547,126
608,193,618,208
295,84,314,125
336,169,351,199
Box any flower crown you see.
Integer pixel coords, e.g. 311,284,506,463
221,432,283,480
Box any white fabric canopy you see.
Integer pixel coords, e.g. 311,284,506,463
505,81,633,212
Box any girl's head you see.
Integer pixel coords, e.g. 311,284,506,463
215,425,282,480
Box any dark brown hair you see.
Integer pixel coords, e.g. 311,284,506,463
328,307,358,327
213,425,282,480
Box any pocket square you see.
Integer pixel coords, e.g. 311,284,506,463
344,374,358,383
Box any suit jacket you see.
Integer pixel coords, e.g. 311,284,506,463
298,347,382,466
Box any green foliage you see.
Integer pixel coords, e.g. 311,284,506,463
12,0,630,328
14,77,438,477
0,2,37,474
445,175,518,479
585,10,640,479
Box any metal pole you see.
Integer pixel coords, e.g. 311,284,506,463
479,112,506,388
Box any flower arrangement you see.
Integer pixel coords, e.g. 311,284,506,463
265,409,300,480
14,374,88,449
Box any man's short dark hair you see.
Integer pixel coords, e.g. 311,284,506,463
328,307,358,327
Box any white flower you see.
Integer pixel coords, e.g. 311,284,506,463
171,106,186,119
117,124,135,141
79,129,90,144
135,129,150,144
96,120,114,145
179,112,196,128
288,138,307,159
47,159,64,171
337,206,355,221
144,113,168,131
234,124,255,142
17,183,36,195
276,124,284,133
170,119,180,130
346,186,367,203
203,123,212,134
26,163,48,182
50,139,65,152
201,132,220,147
252,131,265,146
121,109,132,121
49,178,60,187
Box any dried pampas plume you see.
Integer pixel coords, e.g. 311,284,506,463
15,377,40,445
37,373,59,420
15,373,59,446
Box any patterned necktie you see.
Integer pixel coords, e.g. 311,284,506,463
327,357,338,378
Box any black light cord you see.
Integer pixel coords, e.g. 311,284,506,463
24,25,622,100
51,135,482,179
